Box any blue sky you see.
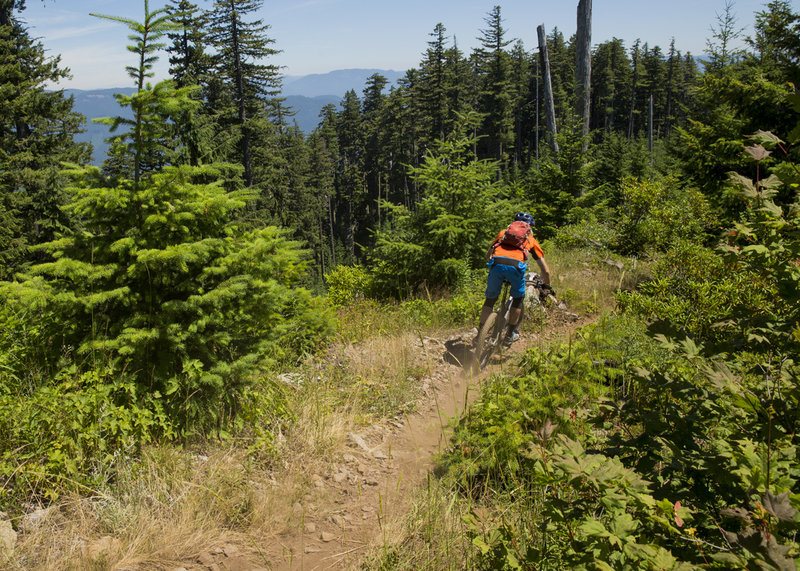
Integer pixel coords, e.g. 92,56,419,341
19,0,797,90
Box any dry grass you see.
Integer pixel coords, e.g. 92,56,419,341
6,446,271,569
546,247,650,315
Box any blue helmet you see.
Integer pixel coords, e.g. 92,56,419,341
514,212,535,226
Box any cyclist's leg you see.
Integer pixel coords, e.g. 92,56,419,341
479,265,505,331
506,297,524,340
499,265,527,340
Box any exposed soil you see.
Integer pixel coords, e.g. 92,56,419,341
179,306,588,571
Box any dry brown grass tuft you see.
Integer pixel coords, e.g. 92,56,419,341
6,445,304,569
362,474,472,570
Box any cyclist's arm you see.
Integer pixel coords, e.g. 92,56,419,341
535,257,552,285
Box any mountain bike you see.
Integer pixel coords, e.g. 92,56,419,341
473,274,557,370
473,282,513,370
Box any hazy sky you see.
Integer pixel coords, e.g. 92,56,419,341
19,0,797,90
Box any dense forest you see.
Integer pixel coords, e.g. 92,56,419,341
1,0,800,568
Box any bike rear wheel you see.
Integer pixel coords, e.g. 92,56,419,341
474,282,513,370
476,306,509,369
473,312,496,369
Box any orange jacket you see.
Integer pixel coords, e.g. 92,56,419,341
491,228,545,262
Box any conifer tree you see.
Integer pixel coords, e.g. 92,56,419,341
641,44,666,138
418,23,451,143
381,77,423,208
674,2,794,223
206,0,281,188
165,0,208,87
546,27,575,123
362,73,389,231
369,117,505,296
92,0,195,182
746,0,800,84
336,89,367,260
591,38,630,135
4,0,330,432
509,40,534,165
705,0,744,73
627,39,642,139
445,38,475,132
306,130,337,272
164,0,214,165
474,5,514,162
0,2,90,278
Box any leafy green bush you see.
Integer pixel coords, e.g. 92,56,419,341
552,219,618,252
464,435,690,571
616,239,774,348
0,366,172,509
325,264,373,306
444,317,658,489
613,177,713,256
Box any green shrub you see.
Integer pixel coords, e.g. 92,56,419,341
552,219,618,252
325,264,373,306
444,317,658,489
617,239,775,348
368,122,509,298
0,366,172,510
613,177,713,256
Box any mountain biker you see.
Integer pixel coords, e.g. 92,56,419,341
478,212,552,345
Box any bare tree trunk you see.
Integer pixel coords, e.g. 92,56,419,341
535,55,540,161
575,0,592,152
347,198,355,261
327,194,336,268
627,40,640,140
648,94,654,165
318,208,326,276
537,24,559,154
665,39,676,140
377,174,381,228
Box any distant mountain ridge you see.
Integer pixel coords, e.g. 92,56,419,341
68,69,403,165
282,68,405,97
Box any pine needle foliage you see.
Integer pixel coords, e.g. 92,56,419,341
369,116,511,297
6,163,321,431
92,1,195,181
0,5,90,278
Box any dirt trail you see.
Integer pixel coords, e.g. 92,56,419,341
188,311,588,571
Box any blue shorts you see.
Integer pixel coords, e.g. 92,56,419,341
485,259,527,299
